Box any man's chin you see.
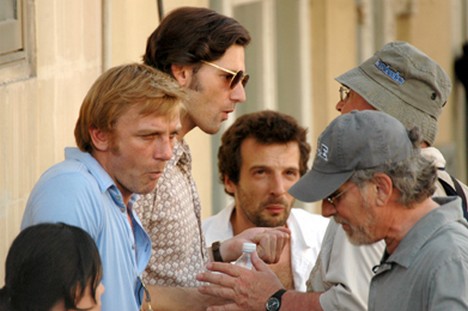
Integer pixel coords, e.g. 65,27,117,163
200,124,221,135
256,217,287,228
345,231,376,246
135,183,158,195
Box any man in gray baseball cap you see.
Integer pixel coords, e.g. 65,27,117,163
296,41,468,311
287,110,468,311
289,110,413,203
196,110,468,311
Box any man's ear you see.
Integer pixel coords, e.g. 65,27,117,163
372,173,393,206
171,64,193,87
224,175,236,196
89,126,111,152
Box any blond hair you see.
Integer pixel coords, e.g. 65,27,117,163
74,63,186,152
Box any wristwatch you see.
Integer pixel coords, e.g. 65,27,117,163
265,289,287,311
211,241,224,262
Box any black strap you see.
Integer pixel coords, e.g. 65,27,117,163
438,176,468,220
211,241,224,262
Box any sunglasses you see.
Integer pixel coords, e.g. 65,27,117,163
326,184,354,207
201,60,250,89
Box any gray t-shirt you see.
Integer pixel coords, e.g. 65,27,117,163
369,197,468,311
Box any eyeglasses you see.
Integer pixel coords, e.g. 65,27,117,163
339,86,350,101
326,184,354,207
201,60,250,89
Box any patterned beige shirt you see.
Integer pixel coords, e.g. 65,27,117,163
135,140,208,287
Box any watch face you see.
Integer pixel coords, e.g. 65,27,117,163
266,297,280,311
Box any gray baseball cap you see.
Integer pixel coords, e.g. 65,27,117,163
289,110,413,202
336,41,451,146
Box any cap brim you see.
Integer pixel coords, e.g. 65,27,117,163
289,169,354,203
336,67,437,145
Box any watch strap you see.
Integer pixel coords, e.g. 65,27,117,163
211,241,224,262
266,288,287,311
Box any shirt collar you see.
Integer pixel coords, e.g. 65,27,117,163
65,147,138,210
383,196,461,268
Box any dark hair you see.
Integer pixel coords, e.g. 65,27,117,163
0,223,103,311
218,110,311,195
143,6,251,75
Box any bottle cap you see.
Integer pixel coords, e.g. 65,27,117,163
242,242,256,253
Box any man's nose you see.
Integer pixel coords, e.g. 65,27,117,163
155,138,173,161
321,199,337,218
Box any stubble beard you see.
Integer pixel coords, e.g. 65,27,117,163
336,198,377,245
238,189,291,228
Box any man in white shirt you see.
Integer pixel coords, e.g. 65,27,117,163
203,110,329,291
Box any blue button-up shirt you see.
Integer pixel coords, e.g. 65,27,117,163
22,147,152,311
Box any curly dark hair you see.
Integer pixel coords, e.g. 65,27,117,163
218,110,311,195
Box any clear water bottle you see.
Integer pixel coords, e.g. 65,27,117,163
234,242,256,270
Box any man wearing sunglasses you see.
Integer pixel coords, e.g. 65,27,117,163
134,6,290,310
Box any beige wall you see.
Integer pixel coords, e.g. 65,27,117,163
310,0,358,138
0,1,103,285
